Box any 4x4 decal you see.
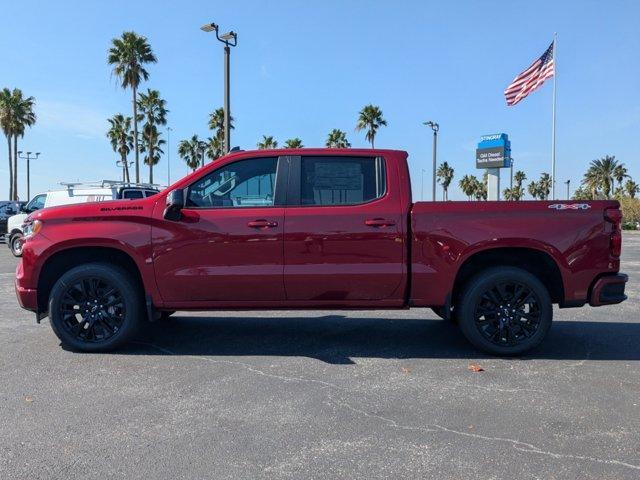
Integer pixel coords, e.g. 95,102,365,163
548,203,591,210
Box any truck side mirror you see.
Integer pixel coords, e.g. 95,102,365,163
163,189,184,221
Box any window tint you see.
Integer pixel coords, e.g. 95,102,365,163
122,190,144,199
144,190,158,197
187,157,278,208
300,156,386,206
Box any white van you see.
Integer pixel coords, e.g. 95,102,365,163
5,181,159,256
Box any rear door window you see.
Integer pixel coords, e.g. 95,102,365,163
299,156,386,206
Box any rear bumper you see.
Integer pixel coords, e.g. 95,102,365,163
589,273,628,307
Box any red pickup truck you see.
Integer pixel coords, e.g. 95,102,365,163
15,149,627,355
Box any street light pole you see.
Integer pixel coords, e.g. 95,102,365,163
117,160,133,182
423,121,439,201
201,22,238,154
565,179,570,200
17,151,40,200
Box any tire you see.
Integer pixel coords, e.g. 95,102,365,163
10,233,23,257
48,263,143,352
457,267,552,356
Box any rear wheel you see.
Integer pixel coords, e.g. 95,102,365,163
457,267,552,356
10,233,23,257
48,263,143,352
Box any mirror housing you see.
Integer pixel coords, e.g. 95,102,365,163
163,189,184,221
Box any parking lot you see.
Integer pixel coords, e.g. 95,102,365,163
0,233,638,479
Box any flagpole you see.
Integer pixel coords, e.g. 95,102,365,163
551,32,557,199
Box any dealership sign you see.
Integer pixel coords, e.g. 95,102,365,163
476,133,511,169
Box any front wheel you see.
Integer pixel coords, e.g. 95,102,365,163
10,233,23,257
457,267,552,356
48,263,143,352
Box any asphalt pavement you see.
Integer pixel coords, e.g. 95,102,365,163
1,233,639,479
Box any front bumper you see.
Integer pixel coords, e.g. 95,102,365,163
14,257,38,312
589,273,628,306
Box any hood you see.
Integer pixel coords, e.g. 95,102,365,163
32,197,157,222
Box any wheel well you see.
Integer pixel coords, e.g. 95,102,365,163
452,248,564,304
37,247,145,313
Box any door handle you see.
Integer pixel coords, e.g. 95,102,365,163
365,218,396,227
247,219,278,228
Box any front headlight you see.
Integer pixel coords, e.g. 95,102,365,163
23,219,43,238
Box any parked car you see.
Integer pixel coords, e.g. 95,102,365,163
15,149,627,355
5,182,159,256
0,201,26,239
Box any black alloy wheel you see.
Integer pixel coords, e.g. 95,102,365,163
457,267,552,356
473,281,542,347
48,263,142,352
57,277,126,343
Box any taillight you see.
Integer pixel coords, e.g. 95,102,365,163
605,207,622,257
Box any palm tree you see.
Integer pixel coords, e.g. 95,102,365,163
528,181,540,199
459,175,475,200
572,186,592,200
178,135,205,171
614,163,628,188
284,138,303,148
473,177,487,201
436,162,454,201
257,135,278,149
514,170,527,188
582,156,619,199
140,124,165,183
625,179,639,199
537,173,552,200
581,168,600,199
107,114,134,182
208,107,235,152
325,129,351,148
355,104,387,148
137,89,168,183
108,31,157,183
0,88,16,199
0,89,36,200
205,135,223,161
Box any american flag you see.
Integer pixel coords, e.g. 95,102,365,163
504,42,555,106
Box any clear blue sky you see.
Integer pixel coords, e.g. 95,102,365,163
1,0,638,200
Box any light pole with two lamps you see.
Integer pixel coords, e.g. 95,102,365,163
201,22,238,154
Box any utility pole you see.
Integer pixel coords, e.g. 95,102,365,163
565,179,570,200
201,22,238,154
17,151,40,200
423,121,439,201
